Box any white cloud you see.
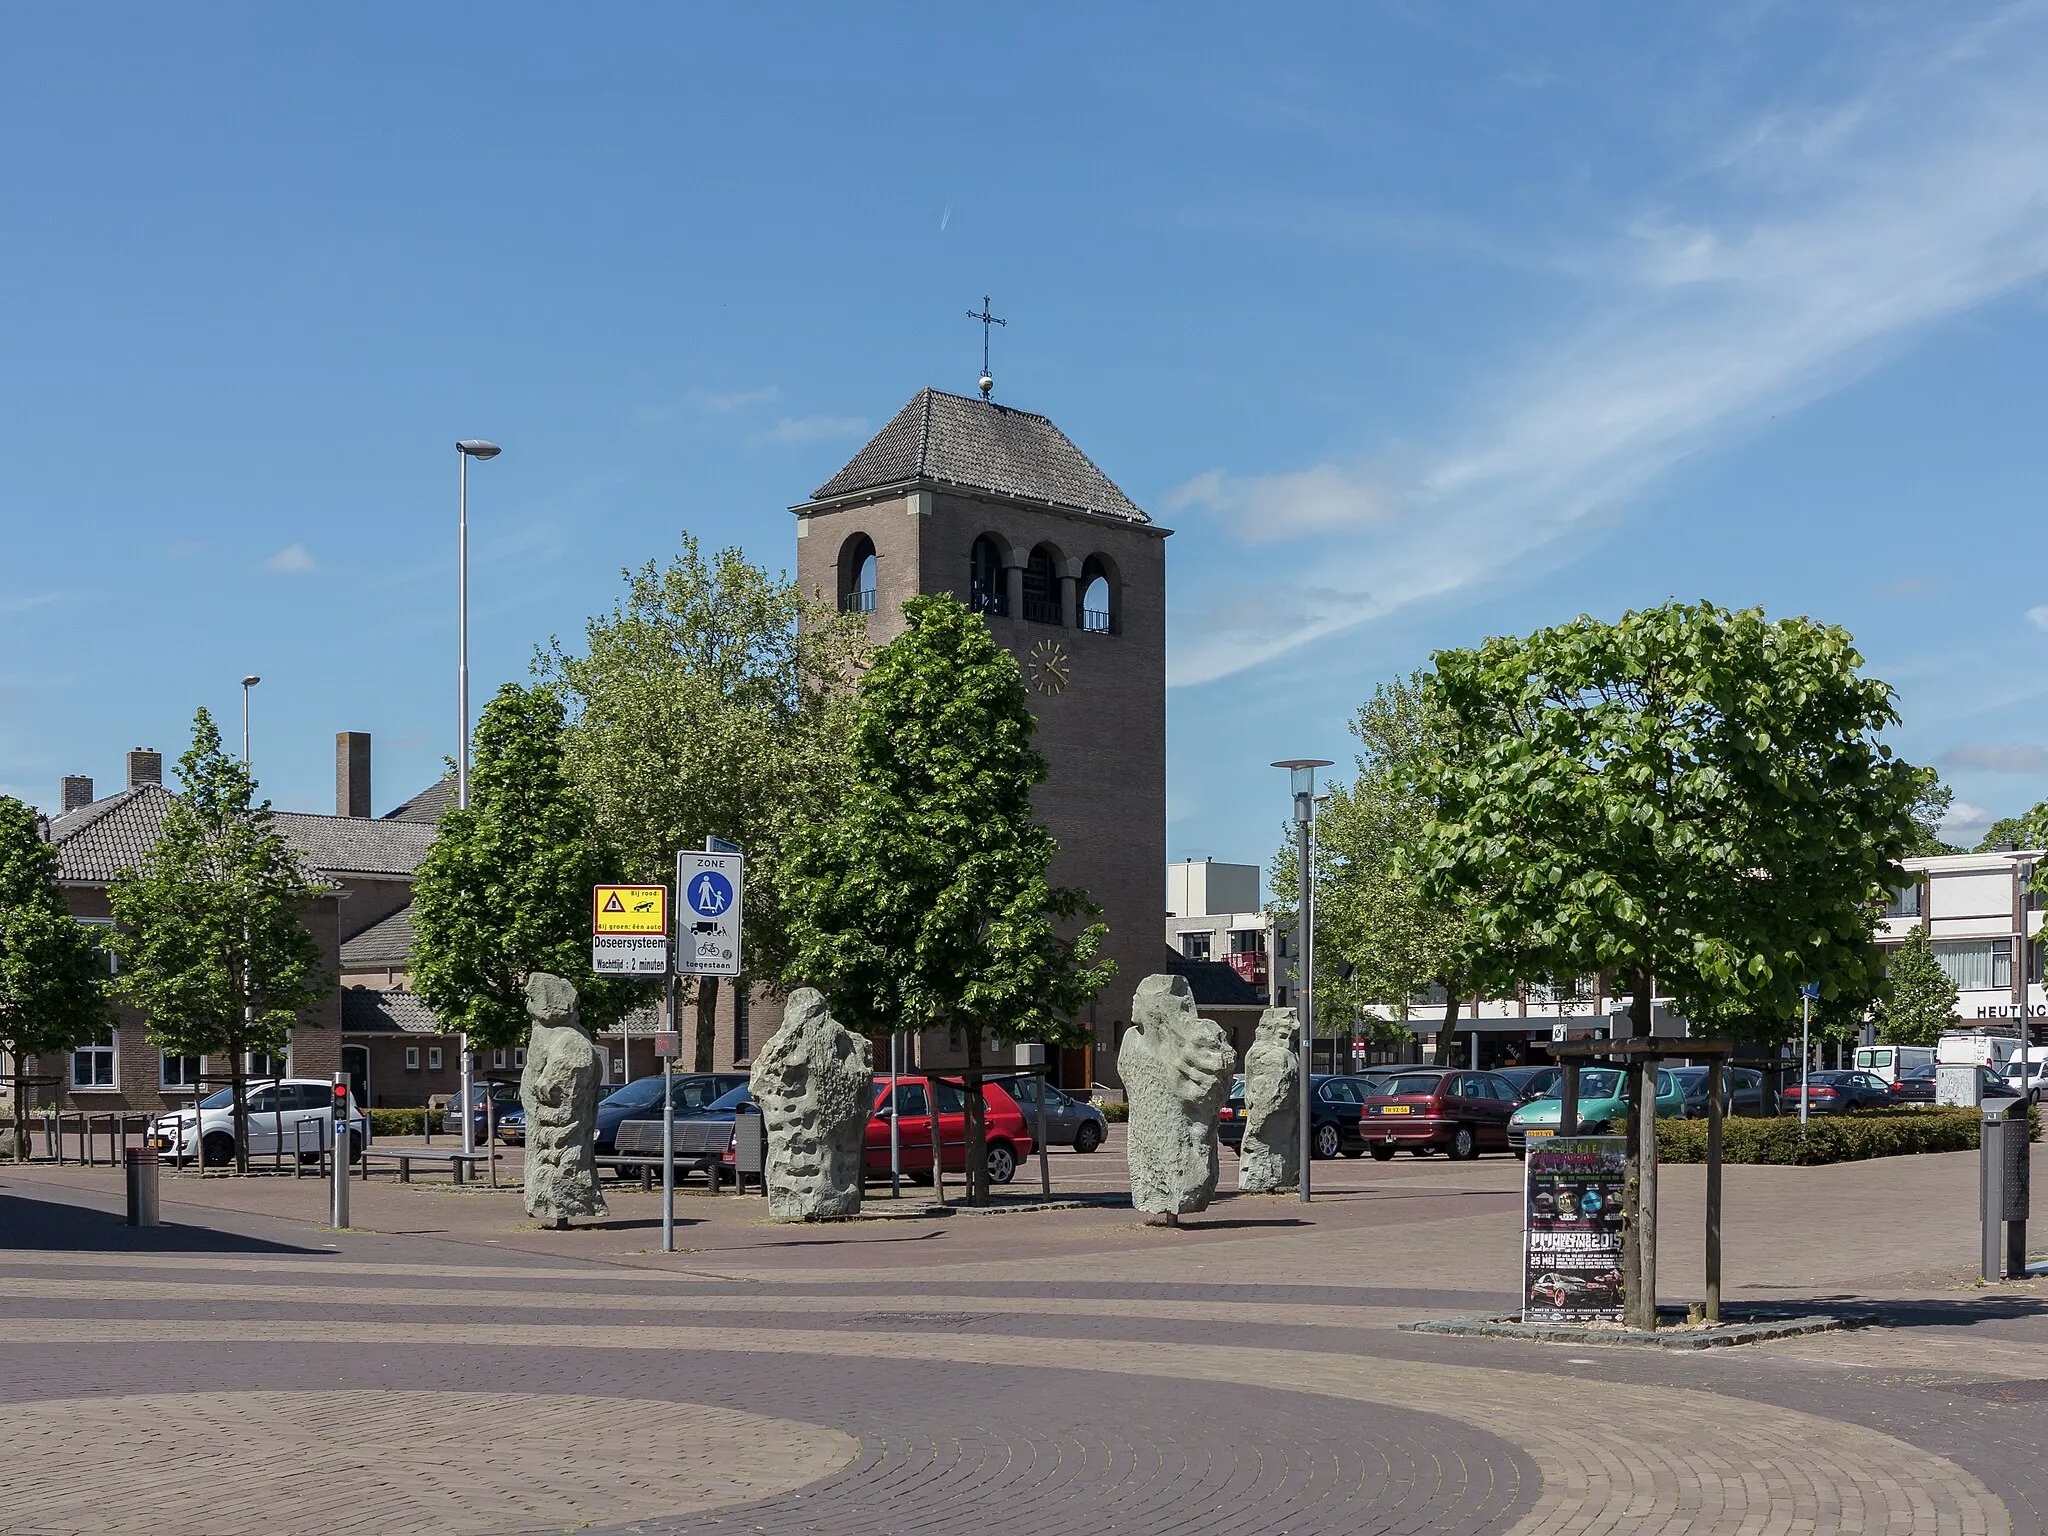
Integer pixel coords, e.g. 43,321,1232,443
754,415,868,445
1944,799,1997,839
0,590,74,616
1167,465,1397,544
1170,14,2048,686
2026,605,2048,631
265,544,317,574
634,387,778,424
1943,743,2048,773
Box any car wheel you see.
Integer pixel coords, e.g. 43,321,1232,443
1312,1122,1342,1159
987,1143,1017,1185
1369,1145,1396,1162
1073,1120,1103,1154
201,1132,235,1167
1448,1124,1478,1161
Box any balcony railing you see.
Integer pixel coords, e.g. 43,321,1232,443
970,588,1008,618
1080,607,1114,634
1226,952,1267,986
1023,597,1062,626
840,588,876,614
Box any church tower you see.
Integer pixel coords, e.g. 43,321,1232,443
793,387,1169,1089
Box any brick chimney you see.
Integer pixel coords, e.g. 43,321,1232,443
336,732,372,818
60,776,94,813
125,749,162,790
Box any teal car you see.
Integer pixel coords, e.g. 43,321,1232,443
1508,1067,1686,1157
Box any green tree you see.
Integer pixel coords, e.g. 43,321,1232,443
1417,601,1925,1325
538,535,869,1068
0,797,107,1160
1871,927,1958,1046
1906,779,1961,857
784,594,1112,1202
1273,672,1525,1066
413,684,642,1052
1976,799,2048,854
106,709,327,1171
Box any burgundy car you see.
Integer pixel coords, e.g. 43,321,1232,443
1361,1069,1518,1160
866,1075,1035,1185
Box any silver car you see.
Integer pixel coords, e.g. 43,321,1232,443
988,1074,1109,1153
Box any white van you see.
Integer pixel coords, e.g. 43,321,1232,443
1936,1032,2022,1071
1853,1045,1936,1085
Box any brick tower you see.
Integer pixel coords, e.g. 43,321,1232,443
792,388,1169,1089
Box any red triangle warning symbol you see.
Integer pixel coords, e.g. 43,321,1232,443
602,892,626,913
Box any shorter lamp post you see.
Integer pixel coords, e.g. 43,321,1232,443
240,676,260,766
1273,759,1332,1203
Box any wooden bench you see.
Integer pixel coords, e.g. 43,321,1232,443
362,1147,493,1184
606,1119,732,1191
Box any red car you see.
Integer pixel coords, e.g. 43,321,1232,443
1360,1069,1518,1160
867,1075,1034,1185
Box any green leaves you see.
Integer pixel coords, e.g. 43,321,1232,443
1416,601,1924,1039
411,684,642,1049
0,796,106,1064
106,707,326,1063
1870,926,1956,1046
783,594,1112,1046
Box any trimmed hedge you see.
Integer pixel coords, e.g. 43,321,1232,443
1638,1106,2038,1166
368,1109,432,1137
1098,1100,1129,1124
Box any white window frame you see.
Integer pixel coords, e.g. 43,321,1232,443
426,1046,443,1071
404,1046,420,1071
71,1026,117,1091
244,1049,289,1081
75,916,117,976
160,1052,201,1089
492,1049,506,1069
513,1047,527,1068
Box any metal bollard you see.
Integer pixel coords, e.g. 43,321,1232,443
1982,1099,2033,1280
125,1147,160,1227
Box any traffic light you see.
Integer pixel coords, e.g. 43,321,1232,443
332,1080,349,1118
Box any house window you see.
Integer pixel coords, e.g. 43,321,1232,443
1181,931,1214,961
492,1049,506,1069
245,1050,287,1080
1886,884,1922,918
72,1027,116,1089
1932,939,2013,991
427,1046,443,1071
969,536,1007,616
405,1046,420,1071
75,916,117,975
1229,930,1265,955
514,1047,527,1068
160,1052,201,1088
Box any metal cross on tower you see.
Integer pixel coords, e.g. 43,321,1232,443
967,295,1006,398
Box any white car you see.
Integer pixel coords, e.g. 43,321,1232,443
151,1079,366,1167
2000,1059,2048,1105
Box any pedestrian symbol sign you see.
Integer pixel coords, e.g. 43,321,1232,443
593,884,667,936
675,850,743,978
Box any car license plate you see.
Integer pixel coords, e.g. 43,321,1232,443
1381,1105,1412,1115
1526,1127,1554,1138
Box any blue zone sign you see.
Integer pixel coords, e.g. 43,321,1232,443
675,851,743,977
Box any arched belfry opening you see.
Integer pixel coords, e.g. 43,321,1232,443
1023,544,1061,625
1080,554,1116,634
970,535,1007,616
839,533,877,613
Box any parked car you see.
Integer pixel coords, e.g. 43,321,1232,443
595,1072,748,1162
1890,1061,2019,1106
1853,1044,1936,1086
1361,1069,1523,1161
439,1079,520,1139
149,1079,366,1167
985,1074,1109,1153
1507,1068,1686,1156
866,1076,1035,1185
1492,1066,1562,1104
1667,1065,1766,1118
495,1103,526,1145
2000,1058,2048,1104
1779,1070,1894,1114
1218,1074,1379,1158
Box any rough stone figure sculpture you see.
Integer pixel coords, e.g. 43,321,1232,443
519,972,608,1227
1239,1007,1301,1193
750,987,874,1221
1118,973,1232,1220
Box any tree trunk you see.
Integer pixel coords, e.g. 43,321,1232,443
1437,988,1464,1070
11,1053,28,1163
230,1051,249,1174
963,1027,988,1206
693,976,721,1072
1627,970,1653,1039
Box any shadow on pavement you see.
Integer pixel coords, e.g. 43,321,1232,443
0,1190,319,1255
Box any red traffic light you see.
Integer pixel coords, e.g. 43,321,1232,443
332,1083,349,1105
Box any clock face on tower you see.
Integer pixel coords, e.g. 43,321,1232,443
1028,638,1071,695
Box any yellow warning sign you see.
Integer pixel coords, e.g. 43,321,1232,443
593,884,667,935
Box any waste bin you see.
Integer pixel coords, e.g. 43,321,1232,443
1981,1097,2031,1279
125,1146,160,1228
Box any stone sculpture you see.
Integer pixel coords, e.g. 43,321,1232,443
750,987,874,1221
1118,973,1233,1221
519,972,608,1227
1239,1007,1301,1193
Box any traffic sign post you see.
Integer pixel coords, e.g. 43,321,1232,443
675,851,743,977
593,884,670,976
329,1074,350,1230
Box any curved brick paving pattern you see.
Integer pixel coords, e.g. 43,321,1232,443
0,1390,855,1536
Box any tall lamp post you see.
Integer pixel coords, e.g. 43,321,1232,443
1273,758,1332,1204
240,676,261,766
455,439,501,1161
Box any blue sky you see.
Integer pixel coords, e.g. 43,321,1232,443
6,3,2048,869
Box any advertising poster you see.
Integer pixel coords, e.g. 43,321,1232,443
1522,1135,1627,1323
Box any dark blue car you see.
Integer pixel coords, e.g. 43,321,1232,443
596,1073,748,1159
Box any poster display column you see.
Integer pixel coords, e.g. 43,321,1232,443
1523,1136,1628,1323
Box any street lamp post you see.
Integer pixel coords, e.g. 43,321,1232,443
1273,759,1332,1204
240,676,260,766
455,439,501,1162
